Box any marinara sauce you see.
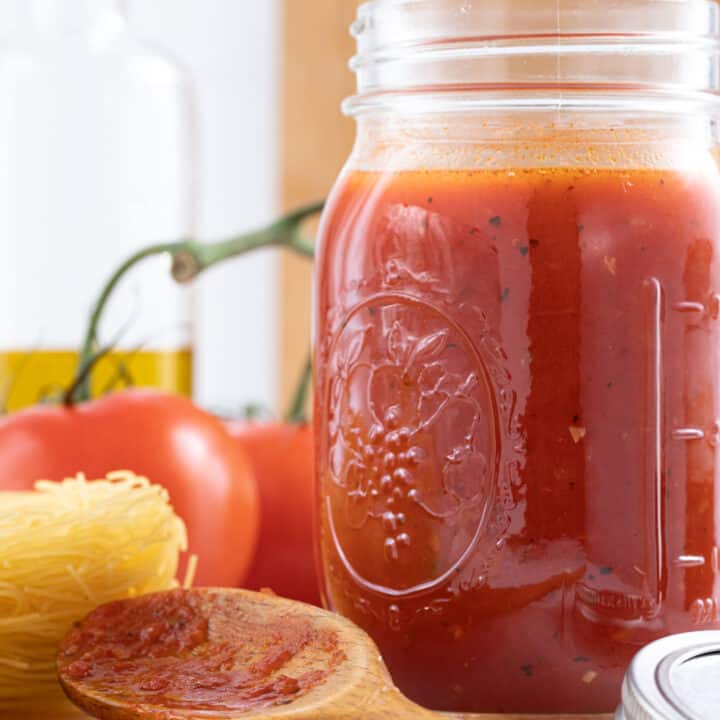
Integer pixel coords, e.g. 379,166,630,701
58,589,345,715
316,161,720,713
316,3,720,713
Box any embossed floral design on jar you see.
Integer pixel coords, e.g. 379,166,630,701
324,296,497,596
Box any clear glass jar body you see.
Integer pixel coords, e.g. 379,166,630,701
314,1,720,713
0,0,194,409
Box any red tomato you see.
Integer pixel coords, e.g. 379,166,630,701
0,390,259,587
225,420,320,605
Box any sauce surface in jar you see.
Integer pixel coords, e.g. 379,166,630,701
315,165,720,713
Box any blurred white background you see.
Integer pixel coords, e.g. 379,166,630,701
0,0,281,413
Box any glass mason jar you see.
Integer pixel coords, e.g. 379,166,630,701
314,0,720,714
0,0,194,410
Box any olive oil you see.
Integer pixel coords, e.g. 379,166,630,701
0,349,192,412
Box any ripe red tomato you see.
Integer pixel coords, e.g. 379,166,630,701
0,390,259,588
225,420,320,605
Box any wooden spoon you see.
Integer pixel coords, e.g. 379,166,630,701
57,588,610,720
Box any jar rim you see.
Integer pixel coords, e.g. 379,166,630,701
346,0,720,115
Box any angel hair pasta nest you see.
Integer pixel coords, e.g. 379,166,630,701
0,471,190,714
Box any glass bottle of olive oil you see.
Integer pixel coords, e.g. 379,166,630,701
0,0,194,411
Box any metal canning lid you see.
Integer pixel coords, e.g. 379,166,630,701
616,631,720,719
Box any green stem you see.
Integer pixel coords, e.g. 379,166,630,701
286,354,312,424
70,201,323,405
170,202,321,282
64,342,117,407
74,242,181,403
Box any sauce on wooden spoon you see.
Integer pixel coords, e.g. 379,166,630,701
57,588,611,720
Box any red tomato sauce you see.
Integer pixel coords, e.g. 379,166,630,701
58,589,345,714
315,166,720,713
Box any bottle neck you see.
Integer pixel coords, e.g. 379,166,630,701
26,0,127,32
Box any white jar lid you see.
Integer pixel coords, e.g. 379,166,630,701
616,632,720,719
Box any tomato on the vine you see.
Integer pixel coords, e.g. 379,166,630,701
0,204,322,592
225,419,320,605
0,389,259,588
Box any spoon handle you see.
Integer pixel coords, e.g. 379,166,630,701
443,714,614,719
